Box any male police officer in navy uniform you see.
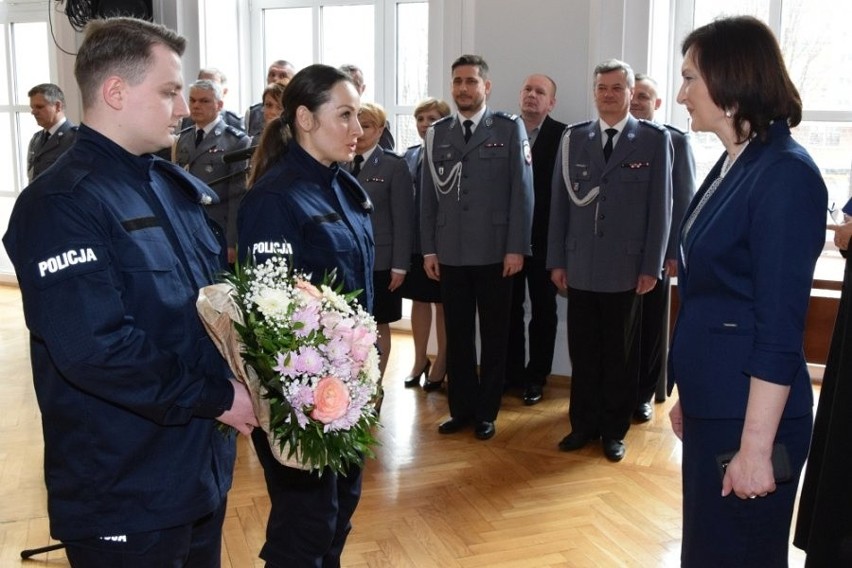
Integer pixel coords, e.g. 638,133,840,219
629,73,697,423
421,54,533,441
547,59,672,462
175,79,251,264
26,83,77,182
4,17,257,567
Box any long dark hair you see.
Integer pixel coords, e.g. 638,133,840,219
248,64,355,187
682,16,802,143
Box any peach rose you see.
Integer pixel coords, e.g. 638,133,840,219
311,376,350,423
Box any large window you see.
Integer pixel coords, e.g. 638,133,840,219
0,6,52,277
249,0,428,150
684,0,852,213
677,0,851,279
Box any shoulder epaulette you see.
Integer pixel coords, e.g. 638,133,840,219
406,143,421,150
638,118,667,132
176,124,194,137
432,115,453,127
224,124,247,138
494,111,519,121
664,123,688,136
380,147,404,159
565,119,593,131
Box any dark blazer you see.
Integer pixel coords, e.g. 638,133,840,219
546,116,672,292
421,108,533,266
174,118,251,246
529,115,567,259
27,120,77,182
669,120,827,419
353,146,413,271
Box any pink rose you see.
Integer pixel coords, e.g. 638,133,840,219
295,279,322,299
310,376,350,424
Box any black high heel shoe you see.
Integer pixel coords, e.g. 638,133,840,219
404,359,431,388
422,372,447,392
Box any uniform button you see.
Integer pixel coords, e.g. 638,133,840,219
599,214,605,220
601,196,607,201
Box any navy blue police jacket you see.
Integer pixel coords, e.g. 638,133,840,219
2,125,237,541
238,139,375,312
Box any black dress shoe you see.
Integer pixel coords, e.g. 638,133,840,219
422,373,446,392
522,385,543,406
438,417,469,434
633,402,653,423
403,360,431,388
474,421,495,440
602,438,626,462
558,431,599,452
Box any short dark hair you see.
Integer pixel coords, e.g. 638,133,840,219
27,83,66,108
249,64,355,187
75,17,186,110
452,54,489,80
681,15,802,143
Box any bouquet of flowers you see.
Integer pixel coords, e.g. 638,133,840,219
196,254,381,475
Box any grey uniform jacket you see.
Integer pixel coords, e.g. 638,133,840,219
420,108,534,266
174,118,251,246
664,124,697,261
546,116,672,292
27,121,77,182
354,147,414,272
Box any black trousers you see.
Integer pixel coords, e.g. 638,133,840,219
252,429,362,568
566,287,640,440
440,263,513,422
64,501,227,568
507,254,558,388
637,274,669,405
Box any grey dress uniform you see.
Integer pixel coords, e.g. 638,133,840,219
421,108,533,425
27,120,77,182
174,117,251,247
244,103,264,139
352,145,414,323
637,123,697,406
546,115,672,442
180,110,244,133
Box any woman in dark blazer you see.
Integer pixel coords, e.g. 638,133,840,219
668,16,827,567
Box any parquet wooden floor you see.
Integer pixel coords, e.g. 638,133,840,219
0,285,809,567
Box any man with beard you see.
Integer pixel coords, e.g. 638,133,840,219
421,54,533,441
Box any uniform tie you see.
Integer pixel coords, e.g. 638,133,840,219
463,120,473,143
352,154,364,176
195,129,204,147
603,128,617,162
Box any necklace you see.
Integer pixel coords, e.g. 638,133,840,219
720,139,751,178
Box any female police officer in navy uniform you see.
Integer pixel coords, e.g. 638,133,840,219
237,64,373,568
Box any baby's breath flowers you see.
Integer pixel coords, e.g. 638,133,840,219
198,255,380,474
